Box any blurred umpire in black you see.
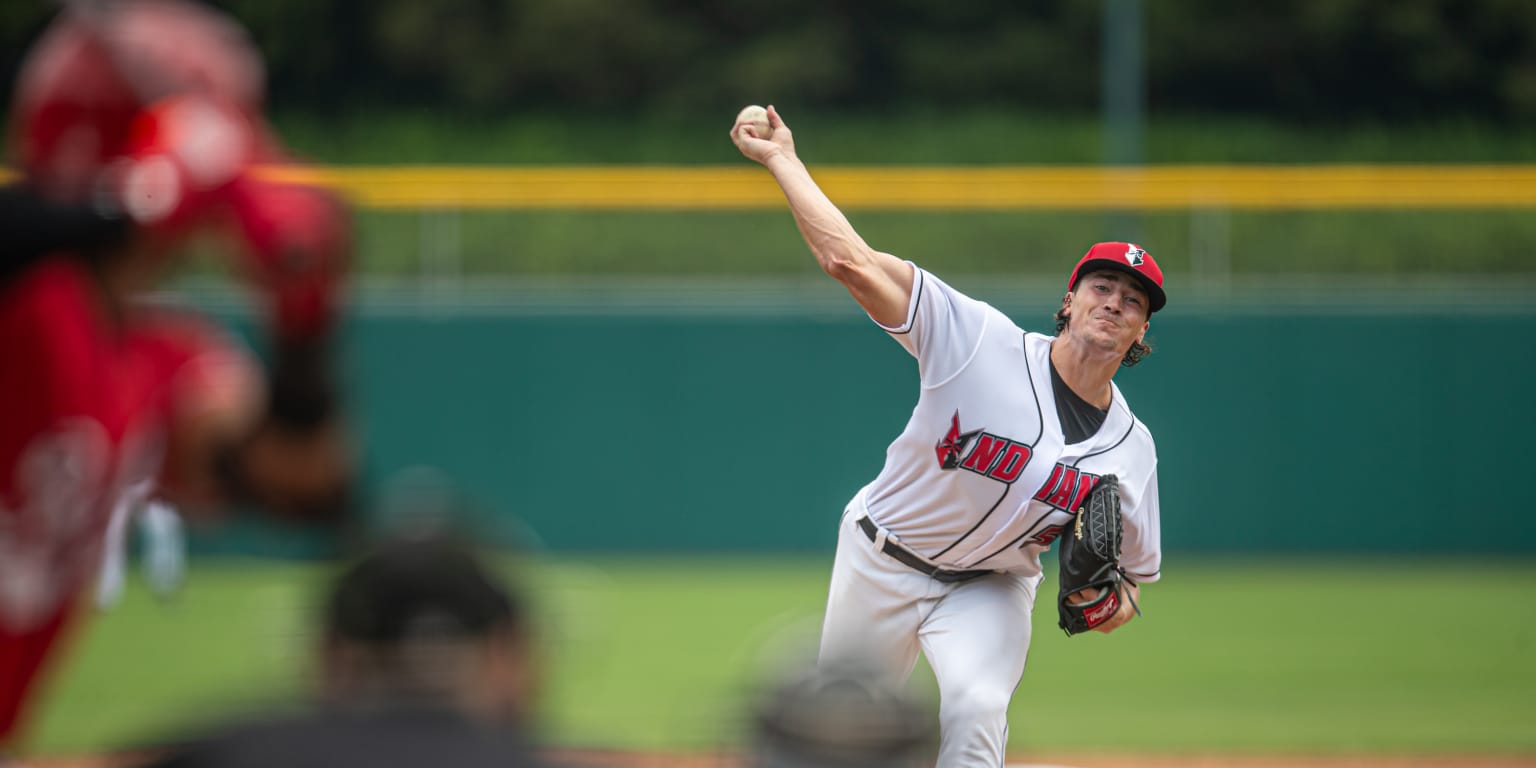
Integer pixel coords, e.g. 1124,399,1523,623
749,658,937,768
138,532,547,768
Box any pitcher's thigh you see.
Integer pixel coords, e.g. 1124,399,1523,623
921,575,1036,716
818,513,926,680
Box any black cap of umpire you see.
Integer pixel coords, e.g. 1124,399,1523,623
325,533,522,648
749,659,937,768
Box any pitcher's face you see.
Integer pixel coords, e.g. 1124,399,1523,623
1064,270,1149,355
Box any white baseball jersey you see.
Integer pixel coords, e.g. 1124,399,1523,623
851,264,1161,583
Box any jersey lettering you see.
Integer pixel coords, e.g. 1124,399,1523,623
990,443,1031,483
1037,463,1065,500
934,411,1035,485
1041,467,1080,508
1029,523,1066,547
1032,464,1104,513
960,434,1007,474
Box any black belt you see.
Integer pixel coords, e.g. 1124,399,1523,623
856,516,994,584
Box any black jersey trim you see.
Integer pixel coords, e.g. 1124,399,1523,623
884,266,924,336
1071,411,1136,467
926,485,1010,561
930,332,1047,560
971,510,1068,567
972,530,1036,567
1021,334,1046,446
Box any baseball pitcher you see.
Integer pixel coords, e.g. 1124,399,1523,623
731,106,1164,768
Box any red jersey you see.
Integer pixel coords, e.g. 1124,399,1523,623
0,259,168,745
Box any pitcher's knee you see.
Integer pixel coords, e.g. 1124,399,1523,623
935,684,1011,767
939,682,1012,729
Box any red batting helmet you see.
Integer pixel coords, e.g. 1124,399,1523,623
8,0,265,199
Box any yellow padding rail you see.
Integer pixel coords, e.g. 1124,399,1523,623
10,166,1536,210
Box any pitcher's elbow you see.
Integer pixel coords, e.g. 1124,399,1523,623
820,251,870,284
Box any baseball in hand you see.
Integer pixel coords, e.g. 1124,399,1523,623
736,104,772,140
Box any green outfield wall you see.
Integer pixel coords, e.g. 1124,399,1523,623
270,284,1536,556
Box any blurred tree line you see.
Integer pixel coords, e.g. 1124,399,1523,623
3,0,1536,122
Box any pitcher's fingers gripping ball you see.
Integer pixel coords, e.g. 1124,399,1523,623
735,104,773,140
729,104,795,168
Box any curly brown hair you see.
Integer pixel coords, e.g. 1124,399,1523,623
1053,307,1152,368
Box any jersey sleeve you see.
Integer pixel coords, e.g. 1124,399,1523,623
872,264,993,387
1119,461,1162,584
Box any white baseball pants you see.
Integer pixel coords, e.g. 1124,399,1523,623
819,508,1040,768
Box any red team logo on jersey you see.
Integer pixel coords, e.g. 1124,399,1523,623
934,411,1033,483
934,412,983,469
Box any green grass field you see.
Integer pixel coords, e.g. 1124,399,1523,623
23,555,1536,758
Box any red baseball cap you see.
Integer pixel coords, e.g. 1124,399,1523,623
1067,242,1166,313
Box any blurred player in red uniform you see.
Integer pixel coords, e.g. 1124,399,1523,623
0,0,354,749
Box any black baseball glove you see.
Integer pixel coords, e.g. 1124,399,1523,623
1057,474,1140,636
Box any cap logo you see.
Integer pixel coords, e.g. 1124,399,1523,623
1124,246,1145,267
